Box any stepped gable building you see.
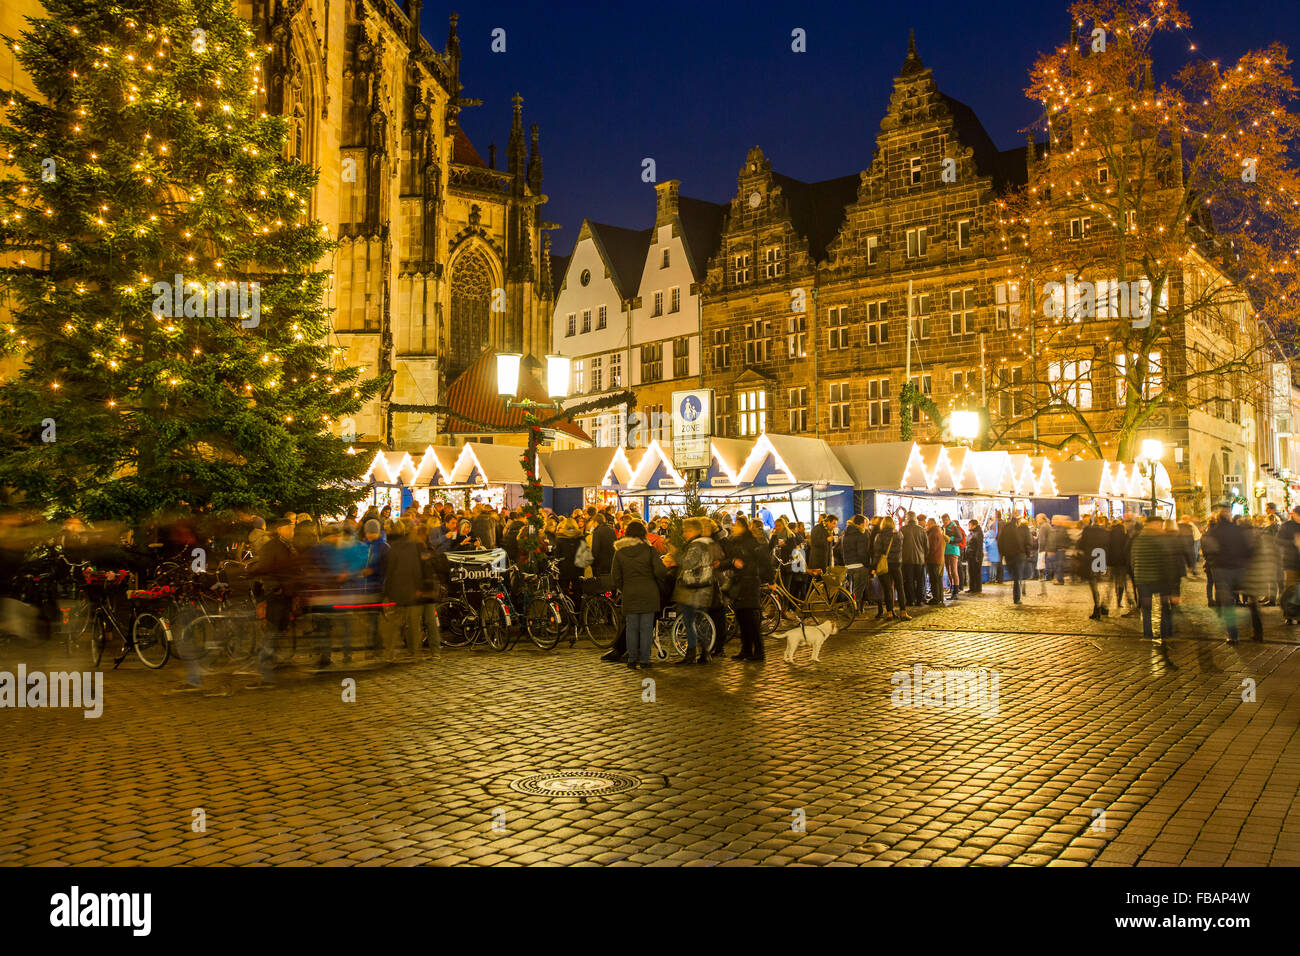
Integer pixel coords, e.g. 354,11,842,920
552,181,727,449
701,32,1033,443
245,0,555,450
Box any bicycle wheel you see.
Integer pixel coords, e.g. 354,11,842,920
760,589,783,636
435,600,473,647
175,613,213,662
826,587,857,630
223,614,257,661
479,597,510,651
582,594,621,649
132,612,172,668
90,610,108,667
525,598,561,649
672,612,715,657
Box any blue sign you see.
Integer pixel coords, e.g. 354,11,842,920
679,395,702,423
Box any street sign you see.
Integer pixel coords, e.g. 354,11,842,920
671,388,713,470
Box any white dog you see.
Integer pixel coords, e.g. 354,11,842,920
780,620,838,663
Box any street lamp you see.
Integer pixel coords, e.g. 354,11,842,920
1138,438,1164,517
494,353,572,562
950,410,980,443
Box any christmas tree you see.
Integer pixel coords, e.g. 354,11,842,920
0,0,380,520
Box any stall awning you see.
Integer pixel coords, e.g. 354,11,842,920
362,450,418,485
540,446,633,489
446,441,553,487
832,441,931,491
413,445,460,487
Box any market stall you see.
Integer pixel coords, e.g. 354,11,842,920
732,433,854,525
541,446,635,515
440,442,553,512
411,445,461,511
360,450,418,513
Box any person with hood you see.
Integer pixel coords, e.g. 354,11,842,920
1078,515,1111,620
901,513,927,606
611,521,668,670
965,519,984,594
554,518,585,610
247,516,269,556
470,504,498,550
723,516,772,661
666,517,723,664
996,515,1028,605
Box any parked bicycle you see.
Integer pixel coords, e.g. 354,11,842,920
761,560,857,635
83,568,173,669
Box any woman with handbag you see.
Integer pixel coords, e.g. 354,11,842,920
723,516,771,662
871,515,911,620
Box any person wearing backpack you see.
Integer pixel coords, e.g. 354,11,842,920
666,517,723,664
555,519,586,611
611,521,668,670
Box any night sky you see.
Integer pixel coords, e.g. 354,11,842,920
426,0,1300,253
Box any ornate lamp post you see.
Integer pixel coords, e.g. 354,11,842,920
1138,438,1164,517
496,353,569,533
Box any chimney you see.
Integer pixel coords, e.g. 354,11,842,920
488,143,497,169
654,179,681,227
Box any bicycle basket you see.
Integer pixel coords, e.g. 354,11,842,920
82,568,130,598
126,585,177,603
823,566,848,591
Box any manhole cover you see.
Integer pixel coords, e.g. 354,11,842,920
509,770,641,798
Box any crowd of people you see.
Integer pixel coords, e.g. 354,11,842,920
4,496,1297,682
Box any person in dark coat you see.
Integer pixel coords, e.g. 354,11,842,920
996,515,1028,605
870,516,909,620
590,511,616,577
1202,505,1256,644
248,517,301,685
1078,516,1111,619
553,518,585,611
470,505,497,550
1131,517,1183,641
901,513,927,606
723,517,772,661
965,519,984,593
1277,505,1300,624
841,514,872,605
611,521,668,669
1107,516,1132,610
808,516,832,572
501,511,526,566
381,520,426,660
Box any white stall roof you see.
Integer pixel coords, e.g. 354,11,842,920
1052,460,1109,497
710,438,756,484
540,446,634,488
362,450,417,485
832,441,929,491
628,439,686,490
413,445,459,485
942,446,982,492
447,442,552,487
964,450,1017,494
738,433,853,486
1030,457,1059,497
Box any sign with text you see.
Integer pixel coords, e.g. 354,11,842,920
672,389,713,470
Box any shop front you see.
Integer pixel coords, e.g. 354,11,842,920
438,442,553,512
360,450,418,514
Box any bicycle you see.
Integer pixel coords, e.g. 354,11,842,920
761,560,857,635
83,569,174,669
437,565,511,651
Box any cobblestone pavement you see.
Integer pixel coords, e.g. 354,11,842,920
2,576,1298,867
